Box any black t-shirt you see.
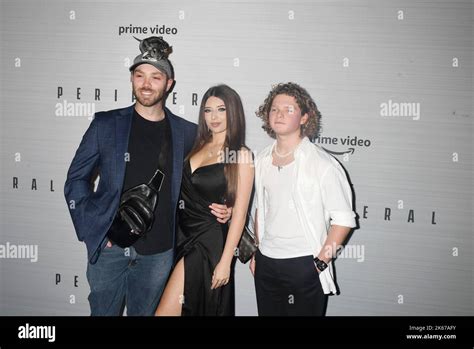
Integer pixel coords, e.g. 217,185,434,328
121,110,173,255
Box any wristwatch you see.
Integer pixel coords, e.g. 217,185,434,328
314,257,328,272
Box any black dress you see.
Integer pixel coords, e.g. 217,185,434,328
175,159,234,316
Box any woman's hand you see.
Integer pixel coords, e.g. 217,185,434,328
249,255,256,276
211,261,231,289
209,203,232,223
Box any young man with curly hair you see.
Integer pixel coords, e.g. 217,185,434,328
250,82,357,316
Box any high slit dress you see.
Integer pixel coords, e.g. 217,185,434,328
174,159,234,316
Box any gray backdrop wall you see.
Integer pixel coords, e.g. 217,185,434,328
1,0,472,316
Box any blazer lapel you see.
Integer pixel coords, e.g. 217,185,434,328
166,108,184,206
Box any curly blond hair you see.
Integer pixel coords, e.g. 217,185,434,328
256,82,321,140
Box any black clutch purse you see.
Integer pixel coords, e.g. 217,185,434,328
237,214,258,264
107,169,165,248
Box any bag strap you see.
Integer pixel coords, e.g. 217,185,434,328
147,115,171,192
245,212,258,244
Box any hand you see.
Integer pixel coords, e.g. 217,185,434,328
209,203,232,224
249,255,256,277
211,261,230,290
106,240,113,248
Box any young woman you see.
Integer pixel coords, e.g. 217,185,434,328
156,85,254,316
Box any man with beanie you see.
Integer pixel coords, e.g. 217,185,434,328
64,36,231,316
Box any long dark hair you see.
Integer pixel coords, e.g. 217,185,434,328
186,84,246,207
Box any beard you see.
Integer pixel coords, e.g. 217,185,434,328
133,85,166,107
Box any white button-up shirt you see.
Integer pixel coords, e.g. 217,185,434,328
254,137,357,294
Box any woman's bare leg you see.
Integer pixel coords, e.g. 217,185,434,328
155,258,184,316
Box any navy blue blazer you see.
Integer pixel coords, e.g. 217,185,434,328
64,105,197,264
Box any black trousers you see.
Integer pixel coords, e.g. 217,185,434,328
254,249,328,316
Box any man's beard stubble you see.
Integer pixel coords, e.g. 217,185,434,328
133,86,166,107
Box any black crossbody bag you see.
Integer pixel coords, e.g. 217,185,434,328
107,117,170,248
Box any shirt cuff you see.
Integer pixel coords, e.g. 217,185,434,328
330,210,357,228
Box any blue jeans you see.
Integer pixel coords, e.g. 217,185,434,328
86,243,174,316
